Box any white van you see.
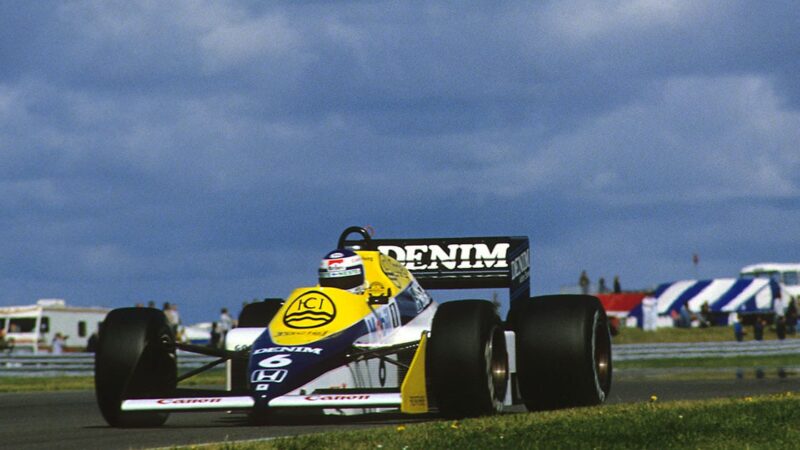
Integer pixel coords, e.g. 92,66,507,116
740,263,800,300
0,299,110,354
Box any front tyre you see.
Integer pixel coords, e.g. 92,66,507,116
511,295,612,411
428,300,508,418
94,308,177,427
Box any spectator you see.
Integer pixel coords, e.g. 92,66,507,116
0,329,11,353
613,275,622,294
642,294,658,331
733,314,746,342
51,332,67,354
209,322,221,348
699,302,712,328
218,308,234,347
163,302,180,335
579,270,590,295
172,303,181,327
774,294,785,320
608,316,620,336
777,315,787,340
598,277,608,294
675,300,692,328
86,331,99,353
786,298,798,335
753,317,764,341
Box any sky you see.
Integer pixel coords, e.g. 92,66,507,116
1,1,799,324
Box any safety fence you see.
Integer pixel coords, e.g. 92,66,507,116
612,339,800,361
2,340,799,377
0,352,217,377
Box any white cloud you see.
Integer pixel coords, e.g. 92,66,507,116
545,0,710,42
199,14,304,71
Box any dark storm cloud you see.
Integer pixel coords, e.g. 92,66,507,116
1,1,799,322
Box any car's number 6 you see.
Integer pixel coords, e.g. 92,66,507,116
258,354,292,368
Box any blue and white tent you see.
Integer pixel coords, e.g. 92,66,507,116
630,277,783,327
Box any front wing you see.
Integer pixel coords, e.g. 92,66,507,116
120,331,518,414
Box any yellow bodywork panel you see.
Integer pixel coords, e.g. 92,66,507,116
270,287,370,346
401,332,429,414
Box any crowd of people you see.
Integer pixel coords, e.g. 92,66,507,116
132,300,242,348
579,271,622,294
668,295,800,342
578,270,800,342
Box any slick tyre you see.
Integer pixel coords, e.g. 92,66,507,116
94,307,177,427
511,295,612,411
428,300,508,418
231,299,284,393
237,299,284,328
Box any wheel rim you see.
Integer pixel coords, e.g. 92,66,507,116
592,311,612,399
485,327,508,408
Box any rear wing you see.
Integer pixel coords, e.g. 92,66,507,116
339,227,530,305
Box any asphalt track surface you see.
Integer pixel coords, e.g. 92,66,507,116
3,375,800,450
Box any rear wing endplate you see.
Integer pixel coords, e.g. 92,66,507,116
339,227,530,304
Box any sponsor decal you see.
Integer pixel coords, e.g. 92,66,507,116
320,254,363,278
251,369,288,383
409,281,432,312
283,291,336,329
156,398,223,405
254,346,323,355
367,281,388,298
258,354,292,368
378,243,511,271
256,384,269,391
320,267,362,278
304,394,371,401
408,395,426,407
365,302,400,334
379,253,411,290
274,330,330,338
511,248,530,283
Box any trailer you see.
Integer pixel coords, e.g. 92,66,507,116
0,299,110,354
739,263,800,299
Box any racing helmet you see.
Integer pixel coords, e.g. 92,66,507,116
319,249,366,294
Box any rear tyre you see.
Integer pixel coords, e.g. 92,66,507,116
94,307,177,427
428,300,508,418
230,299,285,394
511,295,612,411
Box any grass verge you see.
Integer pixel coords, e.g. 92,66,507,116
0,369,226,393
612,326,798,344
191,393,800,450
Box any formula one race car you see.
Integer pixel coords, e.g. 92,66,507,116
94,227,612,427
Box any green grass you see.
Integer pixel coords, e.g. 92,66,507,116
0,376,97,393
0,369,226,393
612,325,797,344
188,393,800,449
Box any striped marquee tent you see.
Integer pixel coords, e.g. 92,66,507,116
629,277,783,327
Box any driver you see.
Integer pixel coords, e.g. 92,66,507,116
318,249,367,294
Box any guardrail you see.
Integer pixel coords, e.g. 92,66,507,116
0,352,218,377
613,340,800,361
2,341,798,377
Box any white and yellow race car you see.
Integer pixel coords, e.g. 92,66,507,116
94,226,612,427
